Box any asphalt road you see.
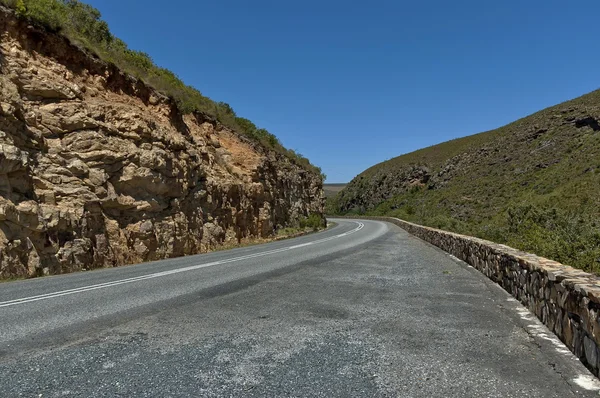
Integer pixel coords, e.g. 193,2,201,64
1,219,599,397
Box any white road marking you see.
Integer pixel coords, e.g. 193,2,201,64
513,304,572,355
506,297,600,390
572,374,600,390
0,222,365,308
288,242,313,249
442,250,600,390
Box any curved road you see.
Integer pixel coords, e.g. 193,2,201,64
1,219,599,397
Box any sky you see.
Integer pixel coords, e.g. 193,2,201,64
86,0,600,182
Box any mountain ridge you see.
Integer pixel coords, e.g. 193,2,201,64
330,89,600,273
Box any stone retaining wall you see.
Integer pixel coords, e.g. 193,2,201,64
337,215,600,376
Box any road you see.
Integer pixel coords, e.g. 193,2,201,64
1,219,599,397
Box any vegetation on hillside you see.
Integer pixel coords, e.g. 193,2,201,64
0,0,323,177
331,90,600,274
299,213,326,231
323,183,347,198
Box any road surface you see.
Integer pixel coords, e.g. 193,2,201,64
1,219,599,397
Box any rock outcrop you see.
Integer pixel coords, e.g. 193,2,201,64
0,8,324,278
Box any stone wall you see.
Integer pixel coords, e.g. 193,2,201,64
340,215,600,376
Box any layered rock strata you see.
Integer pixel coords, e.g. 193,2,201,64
0,9,323,278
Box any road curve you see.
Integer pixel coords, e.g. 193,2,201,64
1,219,599,397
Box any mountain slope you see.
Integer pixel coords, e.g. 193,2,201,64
0,0,322,176
323,183,347,198
0,4,324,279
332,90,600,273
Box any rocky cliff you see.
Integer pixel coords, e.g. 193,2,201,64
0,8,324,279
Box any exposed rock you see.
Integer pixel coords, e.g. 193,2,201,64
574,116,600,131
0,9,324,279
338,165,431,213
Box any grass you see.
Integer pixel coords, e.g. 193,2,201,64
0,0,324,178
331,89,600,274
276,227,306,237
0,275,26,283
209,223,327,253
208,214,326,253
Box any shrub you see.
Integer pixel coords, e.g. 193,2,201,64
300,213,325,231
13,0,66,31
500,204,600,273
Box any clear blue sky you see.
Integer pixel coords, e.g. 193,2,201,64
87,0,600,182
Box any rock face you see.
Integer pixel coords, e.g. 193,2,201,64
0,10,324,278
337,165,431,213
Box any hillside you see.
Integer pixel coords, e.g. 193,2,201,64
323,183,347,198
0,0,322,176
331,90,600,273
0,3,324,279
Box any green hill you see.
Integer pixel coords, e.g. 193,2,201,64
323,183,347,198
330,89,600,273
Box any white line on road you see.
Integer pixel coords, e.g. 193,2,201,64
507,297,600,391
0,222,365,309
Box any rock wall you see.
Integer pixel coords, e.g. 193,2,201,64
339,215,600,376
0,9,324,278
